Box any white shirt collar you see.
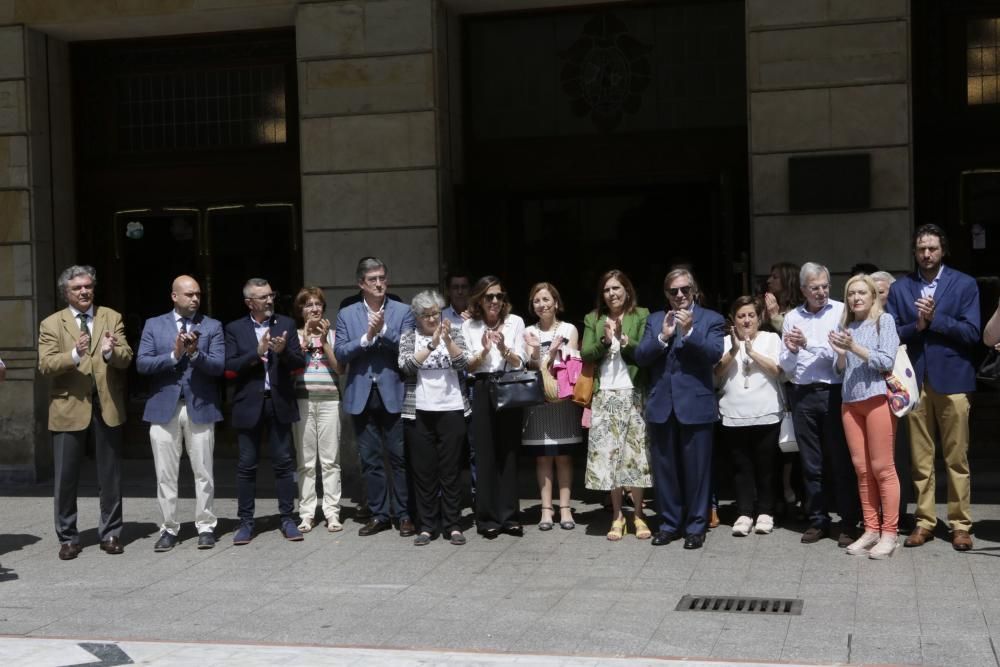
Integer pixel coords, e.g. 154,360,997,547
68,305,95,319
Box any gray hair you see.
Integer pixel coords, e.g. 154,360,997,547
410,290,445,317
356,257,387,282
242,277,269,299
799,262,830,287
57,265,97,301
870,270,895,285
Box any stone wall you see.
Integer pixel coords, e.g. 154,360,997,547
746,0,913,286
296,0,442,307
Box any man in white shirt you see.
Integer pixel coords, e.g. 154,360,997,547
779,262,860,546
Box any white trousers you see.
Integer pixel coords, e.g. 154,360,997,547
149,403,217,535
293,398,342,523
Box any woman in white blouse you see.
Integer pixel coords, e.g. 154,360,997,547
715,296,783,537
522,282,583,531
462,276,527,539
398,290,471,546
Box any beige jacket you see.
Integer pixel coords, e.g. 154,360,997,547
38,306,133,431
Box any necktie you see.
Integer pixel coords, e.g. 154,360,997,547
180,318,188,334
78,312,90,337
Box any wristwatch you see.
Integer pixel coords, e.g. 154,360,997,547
426,341,438,351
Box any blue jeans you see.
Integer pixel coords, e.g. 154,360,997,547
236,397,296,525
789,383,860,528
352,388,410,523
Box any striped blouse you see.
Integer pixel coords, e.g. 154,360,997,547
294,330,340,401
397,325,471,419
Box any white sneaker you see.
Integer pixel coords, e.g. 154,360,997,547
845,530,880,555
732,515,753,537
754,514,774,534
868,534,898,560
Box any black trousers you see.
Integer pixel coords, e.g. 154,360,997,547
52,402,123,544
469,378,521,532
722,423,779,517
405,410,466,534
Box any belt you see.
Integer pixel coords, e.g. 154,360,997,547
792,382,834,391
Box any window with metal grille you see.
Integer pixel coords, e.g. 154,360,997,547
116,65,287,151
967,17,1000,105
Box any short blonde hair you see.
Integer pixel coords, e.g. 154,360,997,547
840,274,883,328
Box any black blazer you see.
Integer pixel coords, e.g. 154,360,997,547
224,313,305,429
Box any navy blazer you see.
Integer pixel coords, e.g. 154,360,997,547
886,267,981,394
224,313,305,429
335,299,415,415
635,305,726,425
136,311,225,425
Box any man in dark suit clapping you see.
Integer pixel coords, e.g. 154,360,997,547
224,278,306,545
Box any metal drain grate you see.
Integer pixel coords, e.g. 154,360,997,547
676,595,803,615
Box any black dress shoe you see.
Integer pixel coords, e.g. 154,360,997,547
154,531,178,552
479,527,500,539
501,522,524,537
197,532,216,549
651,530,680,546
399,518,416,537
100,537,124,555
58,543,82,560
683,534,705,550
358,518,392,536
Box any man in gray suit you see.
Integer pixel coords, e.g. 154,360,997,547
137,275,225,551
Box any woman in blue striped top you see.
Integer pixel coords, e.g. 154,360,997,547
828,274,900,559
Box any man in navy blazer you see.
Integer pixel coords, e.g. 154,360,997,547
636,268,725,549
335,257,416,537
224,278,306,545
137,275,224,551
887,224,981,551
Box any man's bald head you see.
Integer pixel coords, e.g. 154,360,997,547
171,275,202,318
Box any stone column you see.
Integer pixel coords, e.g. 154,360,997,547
296,0,442,307
0,24,37,482
747,0,913,285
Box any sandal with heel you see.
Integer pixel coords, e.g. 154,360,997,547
607,517,627,541
538,506,554,531
633,515,652,540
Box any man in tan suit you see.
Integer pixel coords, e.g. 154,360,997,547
38,265,132,560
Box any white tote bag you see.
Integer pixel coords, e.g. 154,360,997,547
778,411,797,453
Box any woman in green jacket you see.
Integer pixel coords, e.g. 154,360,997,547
582,269,653,541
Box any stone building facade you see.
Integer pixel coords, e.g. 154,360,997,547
0,0,920,482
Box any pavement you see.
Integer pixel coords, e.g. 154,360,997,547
2,459,1000,666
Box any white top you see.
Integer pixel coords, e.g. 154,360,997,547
717,331,783,427
412,332,465,412
526,321,579,361
778,300,845,386
599,336,633,391
463,314,526,373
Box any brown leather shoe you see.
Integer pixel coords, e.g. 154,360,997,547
904,526,934,547
951,529,973,552
399,518,416,537
99,537,124,555
58,543,82,560
708,508,720,529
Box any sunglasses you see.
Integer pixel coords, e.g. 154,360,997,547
667,286,692,296
483,293,506,302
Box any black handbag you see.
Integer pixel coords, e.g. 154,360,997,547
977,349,1000,389
489,364,544,411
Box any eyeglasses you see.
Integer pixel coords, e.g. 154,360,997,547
666,286,692,296
249,292,278,301
807,284,830,294
420,311,441,320
483,293,506,302
363,275,387,285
